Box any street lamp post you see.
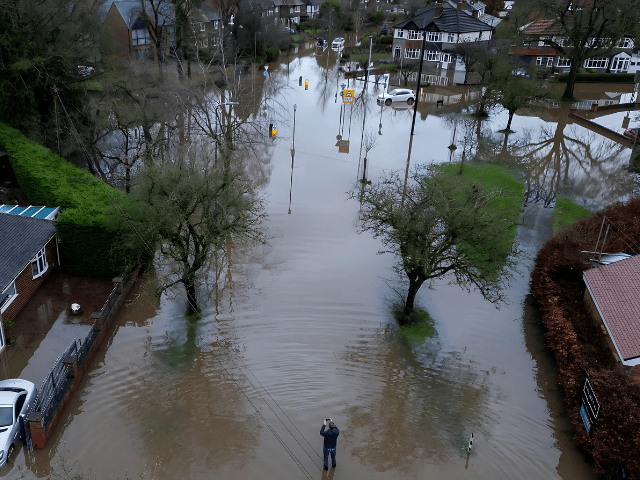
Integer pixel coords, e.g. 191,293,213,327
289,104,297,215
365,35,374,88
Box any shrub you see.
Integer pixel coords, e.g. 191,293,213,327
0,123,150,276
369,10,384,25
378,34,393,45
530,198,640,478
264,47,281,63
557,72,635,83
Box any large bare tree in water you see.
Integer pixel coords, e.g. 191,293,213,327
351,166,519,325
119,142,266,316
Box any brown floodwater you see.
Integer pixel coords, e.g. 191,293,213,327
2,53,638,479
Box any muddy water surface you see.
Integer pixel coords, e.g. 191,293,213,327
3,55,639,479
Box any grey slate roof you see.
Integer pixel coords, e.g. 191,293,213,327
0,214,56,292
394,3,494,33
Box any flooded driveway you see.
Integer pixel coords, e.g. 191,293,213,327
3,54,638,479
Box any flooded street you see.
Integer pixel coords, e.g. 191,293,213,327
3,51,639,479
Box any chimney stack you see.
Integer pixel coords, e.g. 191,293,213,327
435,2,443,16
472,9,479,18
461,0,467,10
457,1,464,10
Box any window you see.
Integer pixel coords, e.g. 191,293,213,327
427,31,441,42
556,57,571,67
408,30,421,40
442,53,452,63
583,58,608,69
405,48,420,59
447,33,456,43
0,281,17,314
267,9,273,15
618,37,633,48
395,29,403,38
426,50,440,61
32,247,48,279
132,28,150,46
536,56,553,67
611,55,630,72
295,6,300,11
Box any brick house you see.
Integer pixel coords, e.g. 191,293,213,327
583,255,640,374
0,213,60,350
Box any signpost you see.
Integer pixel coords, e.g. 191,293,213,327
579,374,601,435
342,89,355,104
335,139,350,153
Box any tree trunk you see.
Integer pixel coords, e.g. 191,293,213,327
506,110,515,131
183,277,200,316
402,275,424,323
562,63,579,100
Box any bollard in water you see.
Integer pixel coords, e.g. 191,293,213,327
468,433,474,453
305,79,309,90
299,76,302,86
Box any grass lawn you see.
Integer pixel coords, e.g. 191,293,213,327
552,197,592,233
396,308,435,342
436,163,524,271
292,34,302,43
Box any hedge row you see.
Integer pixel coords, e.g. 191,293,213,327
557,73,635,83
530,198,640,478
0,123,143,277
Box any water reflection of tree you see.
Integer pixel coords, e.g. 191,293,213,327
504,113,634,208
342,329,489,471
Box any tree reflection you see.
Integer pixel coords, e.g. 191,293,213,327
341,328,489,471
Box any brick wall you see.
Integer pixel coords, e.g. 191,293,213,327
101,3,131,57
1,237,57,324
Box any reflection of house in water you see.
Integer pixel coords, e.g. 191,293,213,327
415,86,482,105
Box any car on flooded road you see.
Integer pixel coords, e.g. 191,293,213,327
331,37,345,49
0,380,37,468
624,127,637,141
377,88,416,106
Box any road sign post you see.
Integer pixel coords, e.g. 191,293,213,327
343,89,355,104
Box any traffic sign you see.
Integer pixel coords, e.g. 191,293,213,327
343,89,355,104
263,71,268,77
264,65,269,71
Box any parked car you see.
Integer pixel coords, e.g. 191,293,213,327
377,88,416,106
331,37,345,49
0,379,37,467
316,37,327,48
282,26,295,35
624,127,637,141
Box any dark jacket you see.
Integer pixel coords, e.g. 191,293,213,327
320,425,339,449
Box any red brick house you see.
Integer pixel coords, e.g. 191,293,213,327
0,213,60,350
583,255,640,374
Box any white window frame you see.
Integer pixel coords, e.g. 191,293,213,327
583,58,608,69
395,29,403,38
426,50,440,61
442,53,452,63
405,48,420,59
447,33,456,43
0,281,17,314
32,247,48,279
427,31,441,42
556,57,571,67
408,30,421,40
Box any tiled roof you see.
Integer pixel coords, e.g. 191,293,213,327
106,0,175,29
394,3,494,33
583,255,640,361
0,213,57,292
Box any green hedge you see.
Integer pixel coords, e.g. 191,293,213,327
0,123,147,276
557,72,635,83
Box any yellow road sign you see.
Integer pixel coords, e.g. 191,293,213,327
342,89,355,104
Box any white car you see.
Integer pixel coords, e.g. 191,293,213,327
0,379,37,467
331,37,345,49
377,88,416,106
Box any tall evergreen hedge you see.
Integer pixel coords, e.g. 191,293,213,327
0,123,146,277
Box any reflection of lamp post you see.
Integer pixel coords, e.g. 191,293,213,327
289,104,297,214
379,80,386,135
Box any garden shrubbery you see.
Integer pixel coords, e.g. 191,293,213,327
557,72,635,83
0,123,149,276
530,198,640,478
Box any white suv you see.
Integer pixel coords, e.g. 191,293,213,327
377,88,416,106
331,37,345,49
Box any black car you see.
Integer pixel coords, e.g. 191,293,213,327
316,37,327,48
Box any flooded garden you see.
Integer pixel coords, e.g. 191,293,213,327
2,48,639,479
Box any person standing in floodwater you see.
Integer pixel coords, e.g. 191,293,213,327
320,419,339,469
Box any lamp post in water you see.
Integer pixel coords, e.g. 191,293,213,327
289,104,297,214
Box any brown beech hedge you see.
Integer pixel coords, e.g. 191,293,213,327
530,198,640,478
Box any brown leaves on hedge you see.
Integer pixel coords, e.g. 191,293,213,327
530,198,640,478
